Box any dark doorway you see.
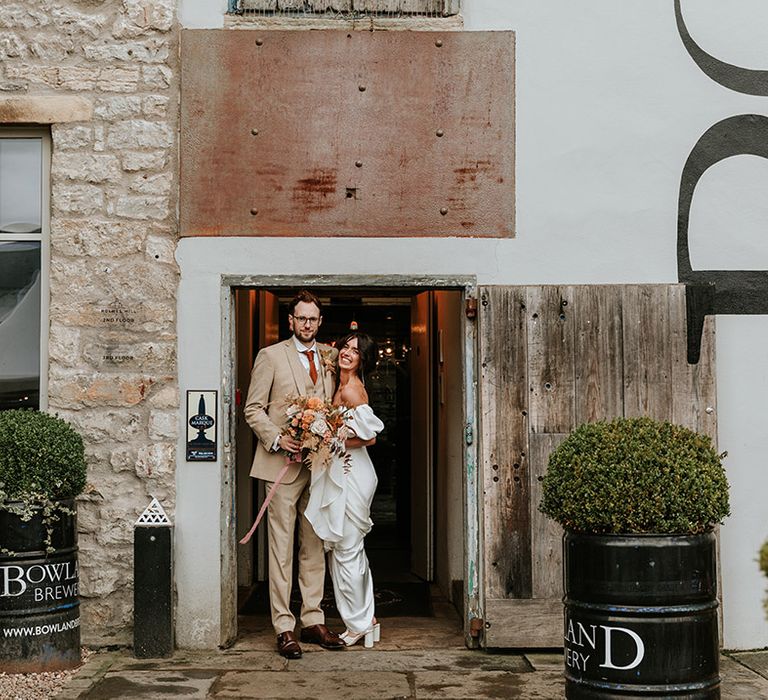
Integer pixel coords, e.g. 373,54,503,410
234,287,465,626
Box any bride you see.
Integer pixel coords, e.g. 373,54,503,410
304,331,384,648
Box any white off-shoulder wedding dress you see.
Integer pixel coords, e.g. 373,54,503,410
304,404,384,637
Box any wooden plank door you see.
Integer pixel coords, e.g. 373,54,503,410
477,284,716,647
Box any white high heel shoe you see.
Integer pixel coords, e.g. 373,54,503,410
340,628,375,648
373,621,380,643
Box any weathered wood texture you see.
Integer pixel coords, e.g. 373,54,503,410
484,599,563,648
527,286,574,434
478,284,716,648
529,433,566,599
478,287,530,599
574,285,623,425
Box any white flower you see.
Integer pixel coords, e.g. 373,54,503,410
286,405,301,417
310,418,329,436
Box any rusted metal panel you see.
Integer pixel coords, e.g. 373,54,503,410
180,29,515,238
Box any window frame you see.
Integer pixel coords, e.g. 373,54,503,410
229,0,461,17
0,127,51,410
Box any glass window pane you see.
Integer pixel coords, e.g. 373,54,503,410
0,241,41,410
0,139,42,233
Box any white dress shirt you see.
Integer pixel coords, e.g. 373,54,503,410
292,335,321,376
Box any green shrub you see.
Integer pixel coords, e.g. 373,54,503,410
539,416,730,534
761,540,768,579
0,409,86,503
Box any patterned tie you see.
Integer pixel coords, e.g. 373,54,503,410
306,350,318,385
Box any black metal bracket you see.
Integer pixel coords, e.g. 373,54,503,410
685,283,715,365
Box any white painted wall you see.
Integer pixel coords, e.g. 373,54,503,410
175,268,227,648
715,317,768,650
176,0,768,649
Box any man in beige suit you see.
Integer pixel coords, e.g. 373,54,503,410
244,290,344,659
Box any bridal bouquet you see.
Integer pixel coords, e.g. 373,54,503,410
283,395,350,472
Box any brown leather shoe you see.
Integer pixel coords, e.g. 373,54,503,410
300,623,345,650
277,631,302,659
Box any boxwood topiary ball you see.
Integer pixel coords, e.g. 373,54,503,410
0,409,87,503
539,416,730,535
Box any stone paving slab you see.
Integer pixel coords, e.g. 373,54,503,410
288,648,531,673
111,651,287,672
211,670,412,699
54,648,768,699
523,652,562,672
69,654,120,679
79,670,219,699
412,670,564,699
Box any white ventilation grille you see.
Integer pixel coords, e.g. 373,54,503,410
136,497,172,526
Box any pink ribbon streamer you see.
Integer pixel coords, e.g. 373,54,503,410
239,460,293,545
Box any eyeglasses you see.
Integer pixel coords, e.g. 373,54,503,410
291,315,320,326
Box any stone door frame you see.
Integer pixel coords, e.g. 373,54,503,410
218,273,480,646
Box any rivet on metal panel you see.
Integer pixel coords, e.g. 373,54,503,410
355,160,363,168
436,129,444,137
250,208,258,216
255,38,263,46
251,128,259,136
358,85,366,92
435,39,443,47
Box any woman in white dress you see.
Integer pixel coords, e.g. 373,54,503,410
304,332,384,648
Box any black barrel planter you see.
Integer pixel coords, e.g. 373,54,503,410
563,532,720,699
0,499,81,673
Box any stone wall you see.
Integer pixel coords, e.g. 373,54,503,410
1,0,179,645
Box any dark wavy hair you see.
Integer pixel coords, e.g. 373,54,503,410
336,331,378,385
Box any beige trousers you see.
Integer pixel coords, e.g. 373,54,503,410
264,468,326,634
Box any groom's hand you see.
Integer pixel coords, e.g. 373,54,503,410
279,435,301,453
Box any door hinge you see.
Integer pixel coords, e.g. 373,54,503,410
464,424,473,445
469,617,484,638
465,296,478,319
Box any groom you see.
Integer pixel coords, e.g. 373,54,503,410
244,290,344,659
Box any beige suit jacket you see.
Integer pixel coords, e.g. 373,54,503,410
244,338,337,484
